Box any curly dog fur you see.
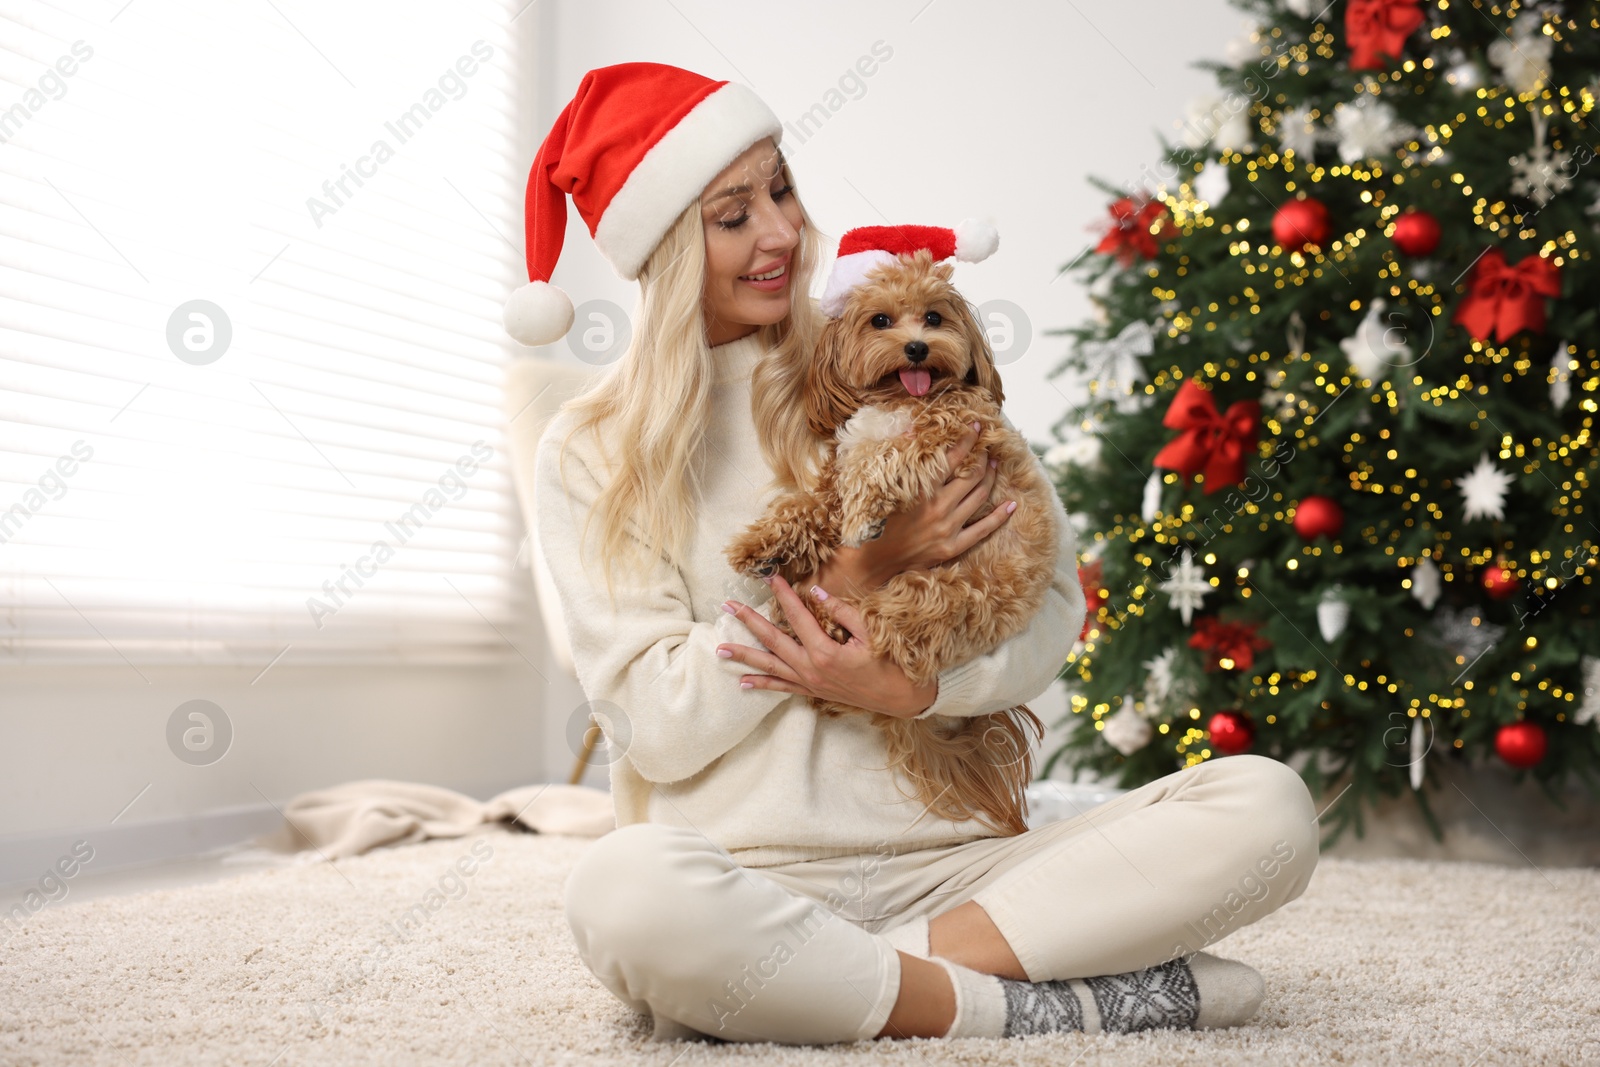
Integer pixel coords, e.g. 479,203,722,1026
724,249,1061,836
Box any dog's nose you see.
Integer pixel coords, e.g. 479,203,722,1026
904,340,929,362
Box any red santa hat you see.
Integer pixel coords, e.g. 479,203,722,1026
819,220,999,318
504,62,783,347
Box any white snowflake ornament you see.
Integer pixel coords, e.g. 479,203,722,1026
1160,549,1211,625
1458,453,1513,522
1078,321,1155,414
1340,298,1411,381
1410,554,1442,610
1144,648,1178,707
1509,111,1573,208
1488,18,1552,95
1103,700,1154,755
1334,96,1413,164
1045,435,1103,472
1276,104,1323,159
1182,92,1253,153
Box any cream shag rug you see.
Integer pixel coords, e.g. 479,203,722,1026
2,824,1596,1066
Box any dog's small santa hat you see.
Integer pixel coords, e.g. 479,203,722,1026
503,62,783,347
819,220,999,318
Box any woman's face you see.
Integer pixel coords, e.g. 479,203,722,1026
699,137,804,346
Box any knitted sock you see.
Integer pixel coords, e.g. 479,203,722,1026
933,950,1264,1038
881,915,931,958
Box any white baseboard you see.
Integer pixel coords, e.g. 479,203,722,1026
0,802,284,889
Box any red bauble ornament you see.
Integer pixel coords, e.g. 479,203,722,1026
1078,561,1108,641
1494,721,1546,769
1207,709,1255,755
1272,197,1331,252
1293,495,1345,540
1481,558,1519,600
1391,209,1441,256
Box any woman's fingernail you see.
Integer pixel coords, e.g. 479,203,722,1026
716,648,733,658
1006,500,1018,513
761,574,774,583
989,457,998,468
812,585,829,601
971,421,981,432
723,601,739,615
740,681,754,689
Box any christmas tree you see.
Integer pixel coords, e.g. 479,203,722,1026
1038,0,1600,847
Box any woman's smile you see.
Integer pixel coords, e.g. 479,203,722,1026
739,256,790,290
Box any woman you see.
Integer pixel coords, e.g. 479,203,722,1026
511,62,1321,1045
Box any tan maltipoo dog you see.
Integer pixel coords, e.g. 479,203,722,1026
725,248,1060,836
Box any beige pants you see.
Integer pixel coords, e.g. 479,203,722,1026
564,753,1320,1045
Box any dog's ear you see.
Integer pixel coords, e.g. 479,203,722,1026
953,297,1005,408
804,319,862,435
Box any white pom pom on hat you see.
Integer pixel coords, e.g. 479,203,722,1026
504,62,784,346
819,219,999,318
503,280,576,348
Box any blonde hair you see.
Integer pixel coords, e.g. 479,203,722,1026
550,158,828,606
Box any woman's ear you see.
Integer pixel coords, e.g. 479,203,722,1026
805,319,862,436
954,297,1005,408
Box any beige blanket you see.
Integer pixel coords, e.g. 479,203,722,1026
254,780,615,860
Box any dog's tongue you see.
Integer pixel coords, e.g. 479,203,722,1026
898,368,931,396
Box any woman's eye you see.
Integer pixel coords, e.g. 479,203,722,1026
718,214,750,230
774,183,793,201
870,313,892,329
924,311,942,327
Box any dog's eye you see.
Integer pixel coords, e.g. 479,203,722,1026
870,313,892,329
924,311,942,327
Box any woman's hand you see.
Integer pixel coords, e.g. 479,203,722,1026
716,574,936,719
841,421,1017,587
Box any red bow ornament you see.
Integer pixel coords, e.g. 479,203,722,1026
1452,248,1562,343
1188,616,1272,672
1094,196,1171,267
1152,380,1260,495
1345,0,1424,70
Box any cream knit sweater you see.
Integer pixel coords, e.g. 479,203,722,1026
532,328,1087,867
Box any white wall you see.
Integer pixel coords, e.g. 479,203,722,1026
1,0,1247,874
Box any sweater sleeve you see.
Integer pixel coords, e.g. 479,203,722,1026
910,427,1088,721
533,419,789,784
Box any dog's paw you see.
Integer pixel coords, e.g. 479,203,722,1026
840,516,887,548
746,557,783,579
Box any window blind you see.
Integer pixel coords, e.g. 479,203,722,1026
0,0,534,665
